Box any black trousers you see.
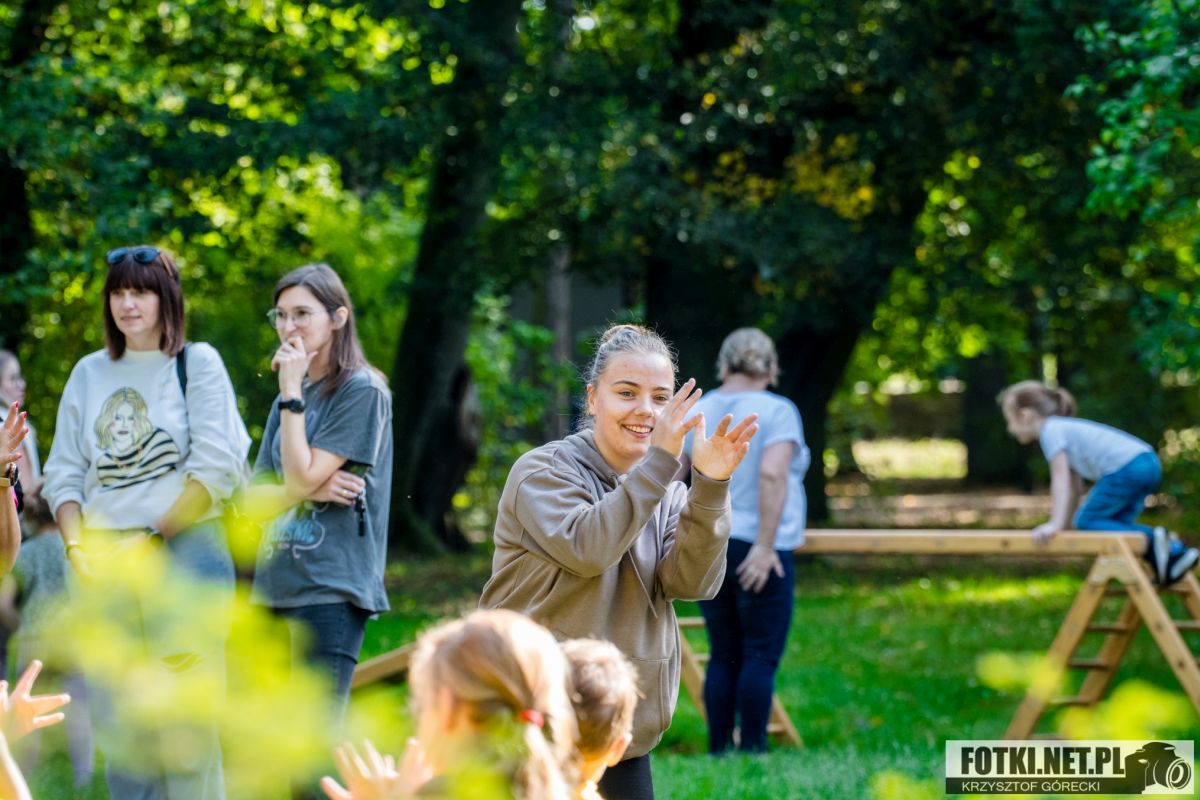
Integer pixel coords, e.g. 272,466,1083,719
597,753,654,800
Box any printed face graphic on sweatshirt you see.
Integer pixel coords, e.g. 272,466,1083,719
93,387,181,491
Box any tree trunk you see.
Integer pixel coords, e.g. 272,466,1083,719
547,244,572,441
963,354,1031,488
0,0,57,350
774,323,866,523
0,157,33,349
388,0,522,555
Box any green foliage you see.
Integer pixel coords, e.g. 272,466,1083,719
457,297,575,537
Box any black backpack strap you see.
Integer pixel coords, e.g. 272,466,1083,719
176,342,190,398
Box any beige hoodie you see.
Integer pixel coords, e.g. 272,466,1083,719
479,430,731,758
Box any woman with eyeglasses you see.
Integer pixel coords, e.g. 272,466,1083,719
42,245,250,800
246,263,392,716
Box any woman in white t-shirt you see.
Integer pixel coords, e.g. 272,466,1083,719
682,328,809,754
999,379,1198,586
42,245,250,800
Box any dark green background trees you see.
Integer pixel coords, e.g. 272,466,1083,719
1,0,1196,552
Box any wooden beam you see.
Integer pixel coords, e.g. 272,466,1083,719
799,530,1146,557
351,644,414,690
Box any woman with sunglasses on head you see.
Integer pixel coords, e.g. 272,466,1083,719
246,263,392,719
41,245,250,800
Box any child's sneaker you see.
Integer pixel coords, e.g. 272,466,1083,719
1149,526,1172,586
1166,546,1200,586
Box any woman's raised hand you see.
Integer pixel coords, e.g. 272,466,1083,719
321,738,428,800
0,661,70,743
649,379,704,459
690,412,759,481
0,404,27,469
271,337,315,398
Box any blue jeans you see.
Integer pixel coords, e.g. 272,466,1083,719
699,538,795,754
1074,452,1182,557
273,602,369,717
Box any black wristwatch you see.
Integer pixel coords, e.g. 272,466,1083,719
0,463,16,488
278,397,306,414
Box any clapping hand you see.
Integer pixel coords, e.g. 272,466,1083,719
321,738,431,800
648,379,704,459
271,336,315,398
690,412,759,481
0,661,70,743
0,404,27,470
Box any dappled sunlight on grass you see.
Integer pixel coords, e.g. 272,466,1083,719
875,573,1080,609
869,770,941,800
852,438,967,480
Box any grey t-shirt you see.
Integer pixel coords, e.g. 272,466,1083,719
251,368,393,613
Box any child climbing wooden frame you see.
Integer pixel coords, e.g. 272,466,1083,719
673,529,1200,746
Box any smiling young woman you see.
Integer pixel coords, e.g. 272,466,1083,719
479,323,759,800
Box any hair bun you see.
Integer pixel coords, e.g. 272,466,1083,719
598,324,646,346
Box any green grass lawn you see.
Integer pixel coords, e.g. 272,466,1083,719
26,550,1200,799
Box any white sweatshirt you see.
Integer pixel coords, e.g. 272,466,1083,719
42,344,250,531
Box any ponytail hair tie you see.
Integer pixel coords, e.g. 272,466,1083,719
518,709,545,729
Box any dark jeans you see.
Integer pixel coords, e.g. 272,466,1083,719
699,538,795,754
1074,452,1183,557
597,753,654,800
274,602,369,715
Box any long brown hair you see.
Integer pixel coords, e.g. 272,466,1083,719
103,247,185,359
273,263,380,397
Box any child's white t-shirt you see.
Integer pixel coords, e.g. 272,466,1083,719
1038,416,1153,482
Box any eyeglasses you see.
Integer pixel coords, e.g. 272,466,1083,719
266,308,324,329
106,246,162,265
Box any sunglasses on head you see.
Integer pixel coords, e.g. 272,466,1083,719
106,246,162,266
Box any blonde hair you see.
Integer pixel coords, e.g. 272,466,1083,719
408,610,578,800
579,324,676,431
94,388,154,449
561,639,638,761
998,380,1077,418
716,327,778,381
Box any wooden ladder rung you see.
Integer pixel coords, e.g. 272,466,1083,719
1174,621,1200,631
695,653,710,664
1068,658,1112,671
1086,622,1130,633
1048,696,1092,707
678,617,706,629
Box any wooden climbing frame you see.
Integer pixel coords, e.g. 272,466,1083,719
354,529,1200,746
796,530,1200,740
